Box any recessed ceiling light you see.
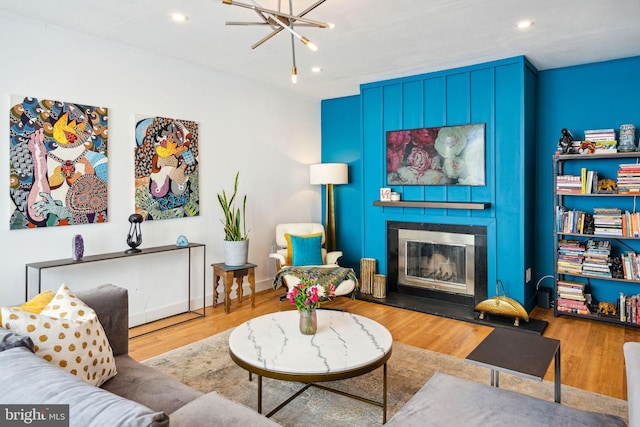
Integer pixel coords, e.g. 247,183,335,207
516,20,534,29
311,67,323,73
171,13,189,22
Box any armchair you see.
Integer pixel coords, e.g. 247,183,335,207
269,223,356,297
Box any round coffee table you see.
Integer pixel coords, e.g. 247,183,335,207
229,310,393,422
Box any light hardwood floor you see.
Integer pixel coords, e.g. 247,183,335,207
129,289,640,401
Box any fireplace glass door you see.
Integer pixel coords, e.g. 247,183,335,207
399,229,475,296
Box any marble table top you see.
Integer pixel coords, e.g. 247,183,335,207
229,310,393,375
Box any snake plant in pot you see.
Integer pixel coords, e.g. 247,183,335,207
217,171,249,266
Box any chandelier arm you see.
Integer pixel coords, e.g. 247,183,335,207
251,28,284,49
223,0,330,28
296,0,327,19
228,22,319,27
226,22,273,25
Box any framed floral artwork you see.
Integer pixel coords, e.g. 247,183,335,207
386,123,485,186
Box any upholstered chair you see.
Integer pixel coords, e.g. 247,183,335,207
269,223,356,296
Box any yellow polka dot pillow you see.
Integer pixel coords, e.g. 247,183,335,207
1,283,117,386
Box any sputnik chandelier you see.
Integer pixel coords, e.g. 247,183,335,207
221,0,333,83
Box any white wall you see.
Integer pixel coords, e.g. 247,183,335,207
0,15,322,321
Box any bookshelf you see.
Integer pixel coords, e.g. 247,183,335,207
553,152,640,327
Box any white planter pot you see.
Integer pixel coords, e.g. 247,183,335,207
223,240,249,266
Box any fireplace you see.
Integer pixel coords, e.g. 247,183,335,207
388,221,487,307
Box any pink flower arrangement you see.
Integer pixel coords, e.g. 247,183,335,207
287,275,335,311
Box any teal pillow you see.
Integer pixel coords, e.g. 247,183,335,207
290,234,323,266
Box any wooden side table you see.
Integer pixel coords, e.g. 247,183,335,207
212,262,257,314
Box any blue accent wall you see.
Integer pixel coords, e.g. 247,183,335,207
322,54,640,311
320,95,362,270
535,56,640,303
322,56,538,309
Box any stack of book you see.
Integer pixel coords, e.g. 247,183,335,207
557,239,585,274
556,175,582,194
585,128,617,153
621,252,640,281
556,279,590,315
582,240,612,278
593,207,623,236
617,164,640,194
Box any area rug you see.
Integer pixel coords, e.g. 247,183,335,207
142,329,628,426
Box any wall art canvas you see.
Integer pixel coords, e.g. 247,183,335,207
9,96,109,229
386,123,485,186
134,115,199,220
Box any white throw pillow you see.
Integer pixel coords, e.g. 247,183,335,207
1,283,117,386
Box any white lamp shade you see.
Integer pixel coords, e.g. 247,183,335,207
310,163,348,185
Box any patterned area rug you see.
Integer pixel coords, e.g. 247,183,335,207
142,329,628,426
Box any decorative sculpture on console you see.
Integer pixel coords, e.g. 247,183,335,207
125,213,143,253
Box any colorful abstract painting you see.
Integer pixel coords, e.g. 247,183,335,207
386,123,485,186
134,116,199,220
9,97,109,229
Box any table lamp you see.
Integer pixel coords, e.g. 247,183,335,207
310,163,348,252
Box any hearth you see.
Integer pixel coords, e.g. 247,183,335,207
356,221,546,334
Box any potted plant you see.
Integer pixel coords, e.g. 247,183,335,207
217,171,249,266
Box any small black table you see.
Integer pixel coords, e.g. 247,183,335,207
465,327,561,403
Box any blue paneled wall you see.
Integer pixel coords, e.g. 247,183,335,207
322,56,538,309
536,56,640,303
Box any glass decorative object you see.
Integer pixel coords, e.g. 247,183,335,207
72,235,84,261
299,308,317,335
619,124,636,152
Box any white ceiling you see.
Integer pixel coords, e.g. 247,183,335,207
2,0,639,100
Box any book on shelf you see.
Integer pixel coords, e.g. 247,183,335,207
617,164,640,193
556,240,584,273
617,294,640,324
556,207,587,234
585,129,617,153
584,129,616,141
557,278,590,314
557,305,591,315
593,208,623,236
556,174,582,194
621,252,640,281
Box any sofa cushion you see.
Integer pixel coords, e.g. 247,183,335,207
170,391,282,427
286,233,323,266
0,345,168,427
0,289,55,324
2,284,117,386
386,372,626,427
102,354,203,415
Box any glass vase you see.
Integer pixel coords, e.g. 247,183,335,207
299,308,317,335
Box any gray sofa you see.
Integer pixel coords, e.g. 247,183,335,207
0,284,280,427
387,345,637,427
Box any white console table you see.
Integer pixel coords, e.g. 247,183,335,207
25,243,206,336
